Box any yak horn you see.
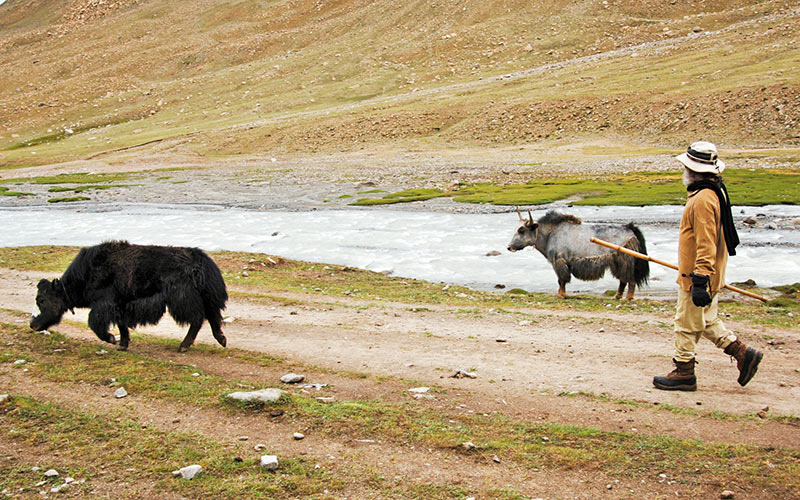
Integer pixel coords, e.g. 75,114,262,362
527,210,533,225
515,206,525,222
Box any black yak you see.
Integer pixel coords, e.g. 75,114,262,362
507,210,649,299
30,241,228,352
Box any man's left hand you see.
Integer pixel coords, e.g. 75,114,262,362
690,273,712,307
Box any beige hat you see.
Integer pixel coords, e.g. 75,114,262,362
675,141,725,173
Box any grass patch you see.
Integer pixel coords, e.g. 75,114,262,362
47,196,91,203
0,395,341,499
0,186,34,197
351,188,447,206
0,172,135,185
2,319,799,494
452,168,800,206
47,184,136,193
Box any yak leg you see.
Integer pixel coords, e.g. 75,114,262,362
206,310,227,348
87,304,117,345
626,281,636,301
614,281,627,300
178,320,203,353
117,323,130,351
554,257,570,299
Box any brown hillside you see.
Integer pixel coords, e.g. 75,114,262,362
0,0,798,167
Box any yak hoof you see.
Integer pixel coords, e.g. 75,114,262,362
614,293,622,300
117,345,128,352
178,345,189,353
107,334,117,345
217,336,227,348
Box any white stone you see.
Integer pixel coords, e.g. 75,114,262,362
113,387,128,399
280,373,305,384
44,469,59,477
227,389,283,403
293,432,305,440
260,455,279,470
408,387,430,394
13,360,26,365
173,464,203,480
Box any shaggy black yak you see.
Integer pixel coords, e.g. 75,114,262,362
508,210,649,299
30,241,228,352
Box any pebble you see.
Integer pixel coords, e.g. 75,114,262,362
408,387,430,394
227,389,283,403
238,436,249,441
13,359,26,365
254,444,267,451
293,432,305,440
461,442,476,451
260,455,279,470
172,465,203,480
720,490,735,499
280,373,305,384
450,369,477,379
113,387,128,399
44,469,59,478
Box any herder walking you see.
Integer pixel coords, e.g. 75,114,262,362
653,141,763,391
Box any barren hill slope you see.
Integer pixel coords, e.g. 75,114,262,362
1,0,798,167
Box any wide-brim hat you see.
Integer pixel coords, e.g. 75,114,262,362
676,141,725,173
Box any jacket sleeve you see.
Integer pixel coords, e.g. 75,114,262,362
691,191,720,278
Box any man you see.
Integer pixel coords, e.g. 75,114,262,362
653,141,762,392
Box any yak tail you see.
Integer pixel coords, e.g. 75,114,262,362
625,223,650,287
193,249,228,312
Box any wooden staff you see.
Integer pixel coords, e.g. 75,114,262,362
589,237,769,302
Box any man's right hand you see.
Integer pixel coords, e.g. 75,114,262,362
690,273,712,307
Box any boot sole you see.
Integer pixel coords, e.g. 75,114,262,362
653,380,697,392
738,350,763,387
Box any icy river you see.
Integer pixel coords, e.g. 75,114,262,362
1,204,799,295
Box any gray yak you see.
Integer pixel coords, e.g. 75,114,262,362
507,209,649,299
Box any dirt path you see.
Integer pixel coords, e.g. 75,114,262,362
4,268,799,453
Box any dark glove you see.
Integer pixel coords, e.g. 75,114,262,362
690,273,712,307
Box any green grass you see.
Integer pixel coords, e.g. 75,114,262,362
47,196,91,203
0,186,34,197
2,319,798,495
364,169,800,207
351,188,447,206
47,184,136,193
0,172,136,185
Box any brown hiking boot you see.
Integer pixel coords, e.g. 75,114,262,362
653,358,697,391
723,340,763,387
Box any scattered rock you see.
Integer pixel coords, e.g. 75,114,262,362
172,465,203,480
519,320,532,326
451,369,477,379
13,359,26,365
0,394,8,404
408,387,430,394
44,469,59,478
113,387,128,399
493,455,501,463
461,441,476,451
316,397,335,403
299,383,328,391
293,432,305,440
496,338,508,343
280,373,305,384
720,490,735,499
270,409,285,417
791,217,800,227
227,389,283,403
485,250,502,256
494,283,506,289
742,216,757,226
260,455,279,470
766,222,777,230
238,436,249,441
254,444,267,451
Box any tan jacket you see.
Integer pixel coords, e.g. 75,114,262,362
677,188,728,292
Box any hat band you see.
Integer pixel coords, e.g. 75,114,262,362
687,147,718,164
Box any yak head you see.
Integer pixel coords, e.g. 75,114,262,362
30,279,70,331
507,208,539,252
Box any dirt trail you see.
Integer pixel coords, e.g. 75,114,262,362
3,268,799,453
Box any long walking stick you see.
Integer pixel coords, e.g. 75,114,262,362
589,237,769,302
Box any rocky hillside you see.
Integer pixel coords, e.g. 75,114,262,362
1,0,798,167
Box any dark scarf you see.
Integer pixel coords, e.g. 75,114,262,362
687,179,739,256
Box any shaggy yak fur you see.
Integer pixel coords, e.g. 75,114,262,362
507,210,650,299
30,241,228,352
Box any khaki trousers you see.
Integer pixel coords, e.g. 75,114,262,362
673,289,736,362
